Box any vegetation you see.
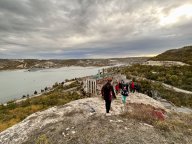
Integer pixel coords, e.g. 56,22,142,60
121,64,192,91
107,63,192,107
138,80,192,107
121,103,192,134
151,46,192,65
0,57,149,71
36,134,50,144
0,81,86,132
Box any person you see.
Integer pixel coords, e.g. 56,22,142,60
119,80,124,90
120,80,128,91
121,86,129,105
130,80,135,93
115,83,119,94
101,77,116,115
135,82,141,93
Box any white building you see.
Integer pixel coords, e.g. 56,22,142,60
85,78,97,96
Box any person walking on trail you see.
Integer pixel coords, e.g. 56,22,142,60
130,80,135,93
115,83,119,94
121,86,129,105
101,77,116,116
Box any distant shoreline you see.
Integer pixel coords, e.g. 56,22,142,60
0,57,150,71
0,65,112,105
1,79,79,105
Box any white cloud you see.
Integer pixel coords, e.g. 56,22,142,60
0,0,192,58
159,4,192,26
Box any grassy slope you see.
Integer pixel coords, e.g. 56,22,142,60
121,64,192,91
119,65,192,107
0,81,86,132
151,46,192,65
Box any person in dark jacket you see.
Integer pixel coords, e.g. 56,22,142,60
121,86,129,105
101,77,116,115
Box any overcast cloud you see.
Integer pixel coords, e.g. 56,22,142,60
0,0,192,59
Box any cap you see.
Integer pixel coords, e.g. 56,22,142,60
107,77,112,82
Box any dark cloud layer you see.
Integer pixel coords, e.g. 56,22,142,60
0,0,192,59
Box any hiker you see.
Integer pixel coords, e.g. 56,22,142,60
120,80,128,92
101,77,116,115
130,80,135,93
115,83,119,94
119,80,124,90
121,86,129,105
135,82,141,93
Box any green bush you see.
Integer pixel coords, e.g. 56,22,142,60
122,65,192,91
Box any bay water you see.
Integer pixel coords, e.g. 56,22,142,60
0,66,105,103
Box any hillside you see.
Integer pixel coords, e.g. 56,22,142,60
121,64,192,92
0,57,149,71
151,46,192,65
0,93,192,144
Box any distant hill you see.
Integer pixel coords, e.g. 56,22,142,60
151,46,192,65
0,57,149,71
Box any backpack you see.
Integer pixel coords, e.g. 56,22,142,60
121,89,128,96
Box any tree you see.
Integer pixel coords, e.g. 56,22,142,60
34,90,38,95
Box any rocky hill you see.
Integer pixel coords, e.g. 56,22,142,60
151,46,192,65
0,93,191,144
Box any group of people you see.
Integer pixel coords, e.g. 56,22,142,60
101,78,139,115
114,80,136,94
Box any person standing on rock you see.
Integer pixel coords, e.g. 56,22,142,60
101,77,116,116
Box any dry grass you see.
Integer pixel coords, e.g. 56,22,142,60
64,109,84,117
120,103,165,124
0,105,43,132
120,103,192,134
35,134,50,144
0,82,84,132
154,112,192,133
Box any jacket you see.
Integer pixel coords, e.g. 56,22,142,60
101,82,116,101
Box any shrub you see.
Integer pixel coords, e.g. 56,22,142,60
0,81,84,132
35,134,50,144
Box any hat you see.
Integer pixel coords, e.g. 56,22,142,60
107,77,112,82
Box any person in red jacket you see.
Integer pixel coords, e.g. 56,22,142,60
130,80,135,93
115,83,119,94
101,77,116,115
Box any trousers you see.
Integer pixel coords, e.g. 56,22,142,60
105,100,111,113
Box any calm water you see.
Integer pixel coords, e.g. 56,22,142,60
0,66,105,103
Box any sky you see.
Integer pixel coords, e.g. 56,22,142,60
0,0,192,59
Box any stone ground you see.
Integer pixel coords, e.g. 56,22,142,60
0,93,191,144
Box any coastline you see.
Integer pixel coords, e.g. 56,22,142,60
13,81,76,105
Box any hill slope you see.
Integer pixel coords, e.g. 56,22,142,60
0,93,192,144
151,46,192,65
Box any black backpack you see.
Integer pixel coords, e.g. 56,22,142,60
121,89,128,96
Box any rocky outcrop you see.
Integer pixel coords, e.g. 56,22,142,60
0,93,191,144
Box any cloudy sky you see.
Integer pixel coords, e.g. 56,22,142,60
0,0,192,59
